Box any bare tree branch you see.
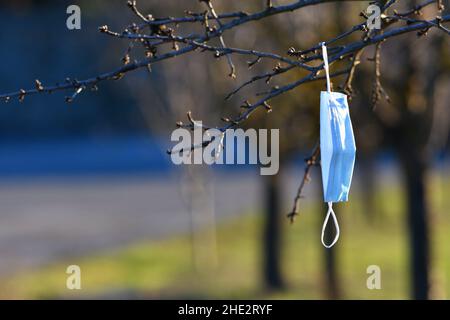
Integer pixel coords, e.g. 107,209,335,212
0,0,449,224
287,144,320,223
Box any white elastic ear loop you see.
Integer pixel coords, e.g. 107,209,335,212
321,42,331,93
321,202,340,248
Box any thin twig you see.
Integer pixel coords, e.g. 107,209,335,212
287,145,321,223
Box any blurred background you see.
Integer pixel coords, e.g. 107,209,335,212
0,0,449,299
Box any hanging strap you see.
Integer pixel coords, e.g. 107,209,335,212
321,42,331,93
321,202,340,248
320,43,338,248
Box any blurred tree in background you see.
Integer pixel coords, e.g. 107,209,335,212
0,0,449,300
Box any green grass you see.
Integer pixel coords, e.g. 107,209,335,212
2,173,450,299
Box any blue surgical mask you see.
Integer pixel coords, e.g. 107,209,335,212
319,43,356,248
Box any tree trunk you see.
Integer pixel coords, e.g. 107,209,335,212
262,173,284,290
392,24,442,299
324,232,340,299
320,184,341,299
325,240,341,300
398,150,430,299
